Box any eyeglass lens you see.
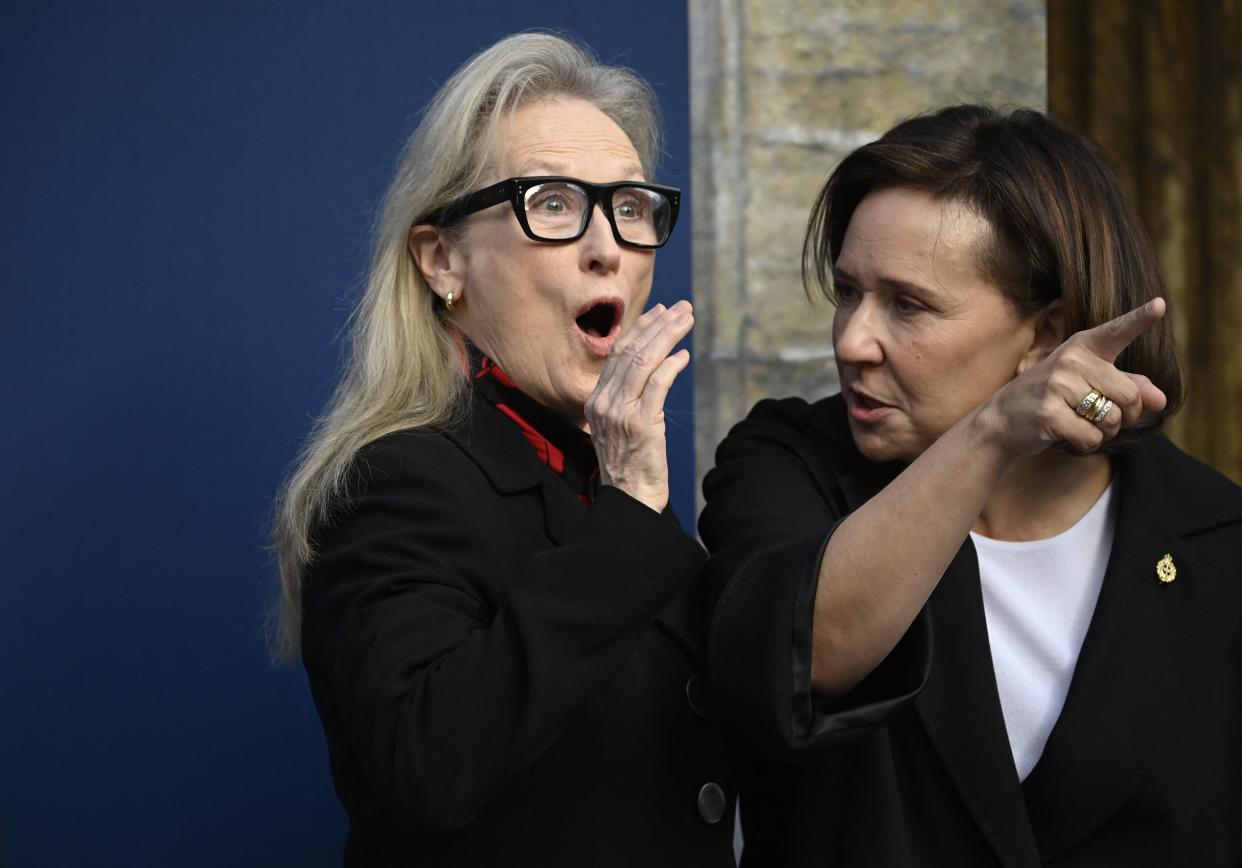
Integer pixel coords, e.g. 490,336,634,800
523,181,671,245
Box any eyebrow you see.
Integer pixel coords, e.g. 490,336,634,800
832,266,940,297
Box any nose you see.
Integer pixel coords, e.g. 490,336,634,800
578,203,622,275
832,297,885,367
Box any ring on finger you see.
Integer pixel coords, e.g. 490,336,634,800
1090,398,1115,424
1075,389,1102,417
1088,393,1109,421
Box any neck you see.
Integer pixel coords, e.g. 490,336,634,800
974,449,1113,541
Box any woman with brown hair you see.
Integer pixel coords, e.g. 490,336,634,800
702,105,1242,866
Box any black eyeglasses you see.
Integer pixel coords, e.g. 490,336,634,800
425,176,681,249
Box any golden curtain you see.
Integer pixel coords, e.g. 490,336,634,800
1049,0,1242,483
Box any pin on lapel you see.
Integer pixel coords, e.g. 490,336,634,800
1156,553,1177,584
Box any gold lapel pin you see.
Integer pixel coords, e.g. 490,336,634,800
1156,553,1177,584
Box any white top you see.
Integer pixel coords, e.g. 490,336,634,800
970,481,1117,781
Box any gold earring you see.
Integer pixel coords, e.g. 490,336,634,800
446,291,454,311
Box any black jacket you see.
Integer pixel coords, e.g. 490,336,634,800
701,394,1242,867
302,393,737,866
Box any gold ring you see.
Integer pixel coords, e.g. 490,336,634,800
1089,393,1109,420
1076,389,1101,417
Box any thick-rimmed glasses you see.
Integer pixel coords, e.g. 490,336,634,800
425,176,681,249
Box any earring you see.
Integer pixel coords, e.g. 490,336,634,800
445,291,454,311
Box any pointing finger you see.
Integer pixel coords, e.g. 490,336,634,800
1078,297,1165,362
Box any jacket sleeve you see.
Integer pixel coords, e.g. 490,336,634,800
700,398,931,761
300,431,706,832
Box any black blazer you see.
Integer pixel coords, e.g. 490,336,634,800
302,392,738,867
701,394,1242,867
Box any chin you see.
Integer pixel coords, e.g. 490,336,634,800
850,426,919,464
570,367,600,402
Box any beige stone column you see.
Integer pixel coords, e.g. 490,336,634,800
690,0,1047,504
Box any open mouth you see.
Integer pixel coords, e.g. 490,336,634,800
847,387,895,423
575,299,622,339
854,391,884,410
574,297,624,358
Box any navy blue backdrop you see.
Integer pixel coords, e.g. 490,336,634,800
0,3,693,864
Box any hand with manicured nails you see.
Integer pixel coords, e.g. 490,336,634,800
585,300,694,513
976,298,1169,456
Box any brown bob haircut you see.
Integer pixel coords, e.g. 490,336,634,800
803,104,1184,437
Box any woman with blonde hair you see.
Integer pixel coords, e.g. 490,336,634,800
275,33,735,866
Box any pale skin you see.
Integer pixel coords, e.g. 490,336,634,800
408,97,690,514
812,187,1167,697
585,299,693,513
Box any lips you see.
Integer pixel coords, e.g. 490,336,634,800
574,296,624,357
846,386,895,423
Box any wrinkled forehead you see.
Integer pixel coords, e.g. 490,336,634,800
485,98,646,182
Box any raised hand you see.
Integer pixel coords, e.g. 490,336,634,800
977,298,1169,456
585,300,694,512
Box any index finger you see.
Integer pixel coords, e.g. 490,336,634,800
1077,297,1165,362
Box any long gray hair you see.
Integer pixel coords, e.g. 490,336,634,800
271,32,663,661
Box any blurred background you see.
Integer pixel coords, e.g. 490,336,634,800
3,1,1238,865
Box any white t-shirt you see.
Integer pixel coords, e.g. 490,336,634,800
970,481,1117,781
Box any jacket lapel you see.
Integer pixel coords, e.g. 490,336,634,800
1021,436,1242,860
445,395,586,544
916,542,1043,868
449,394,704,658
535,476,588,545
834,448,1041,868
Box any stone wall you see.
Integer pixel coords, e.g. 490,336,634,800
690,0,1047,501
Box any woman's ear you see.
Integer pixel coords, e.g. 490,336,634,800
408,224,465,306
1016,299,1066,375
